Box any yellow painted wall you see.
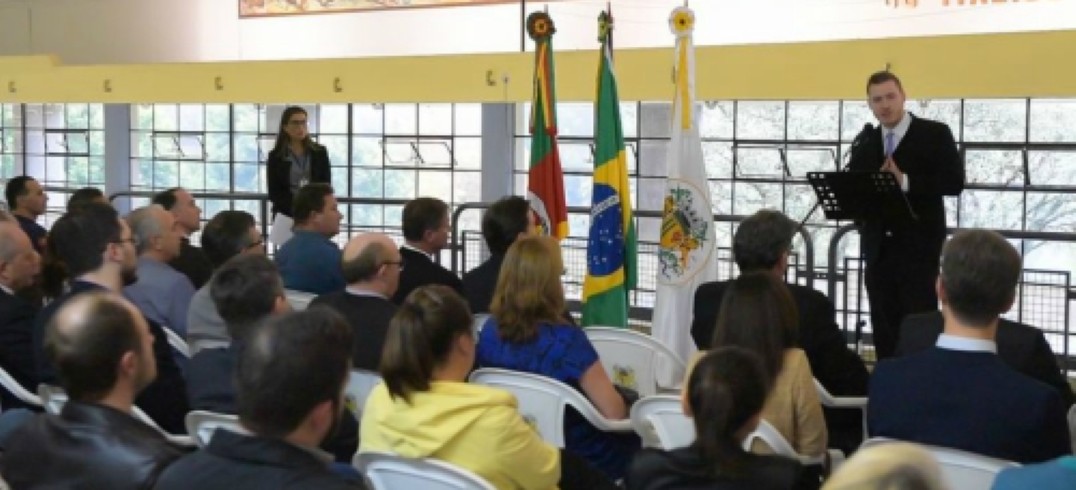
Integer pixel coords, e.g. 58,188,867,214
2,29,1075,103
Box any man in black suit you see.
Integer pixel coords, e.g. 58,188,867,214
848,71,965,360
691,210,869,453
0,213,42,409
391,197,463,304
462,196,538,314
311,232,399,372
897,311,1074,407
869,230,1070,463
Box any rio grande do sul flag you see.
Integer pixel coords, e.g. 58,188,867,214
582,10,638,328
525,11,569,239
652,6,719,383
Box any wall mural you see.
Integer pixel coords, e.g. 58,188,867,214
239,0,516,17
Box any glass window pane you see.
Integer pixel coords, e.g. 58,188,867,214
736,146,784,178
206,164,230,191
703,141,733,179
353,104,384,134
454,137,480,169
205,133,230,162
840,100,873,141
736,101,785,140
352,204,384,226
639,102,671,139
454,104,482,136
787,146,839,178
319,104,348,134
558,142,592,172
564,174,592,207
554,103,593,138
205,105,230,132
1030,99,1076,143
620,103,638,139
639,140,667,178
417,170,453,202
233,134,259,163
320,135,348,167
419,103,453,135
963,99,1026,143
233,104,260,132
352,168,384,198
733,182,783,213
153,160,180,188
701,101,734,139
179,104,205,132
453,171,481,205
1028,151,1076,186
788,102,839,141
180,162,206,190
908,99,961,136
1026,192,1076,233
352,137,382,167
959,190,1024,230
965,149,1024,186
154,104,179,132
383,169,416,199
233,164,261,192
385,104,417,135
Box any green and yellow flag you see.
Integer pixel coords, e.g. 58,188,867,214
526,11,568,239
582,10,637,328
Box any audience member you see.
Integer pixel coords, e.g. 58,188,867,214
155,308,363,489
869,230,1070,463
477,235,637,480
274,183,345,294
364,284,616,490
310,232,399,372
822,442,945,490
0,213,42,408
1,293,184,488
32,203,189,433
898,311,1074,407
462,195,537,314
122,205,196,338
691,210,867,453
186,210,263,354
627,347,817,490
66,187,108,213
712,272,828,460
993,455,1076,490
391,197,462,304
4,176,48,253
153,187,213,289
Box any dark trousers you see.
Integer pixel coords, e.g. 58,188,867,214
560,448,620,489
864,237,939,360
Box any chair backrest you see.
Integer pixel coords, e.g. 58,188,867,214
468,368,632,448
354,452,495,490
185,410,241,448
860,438,1018,489
472,314,490,337
629,395,695,450
345,369,382,420
37,383,67,415
162,327,190,358
584,326,687,396
0,365,41,409
284,289,317,311
812,378,868,442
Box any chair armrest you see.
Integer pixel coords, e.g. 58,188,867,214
165,434,196,447
823,396,867,409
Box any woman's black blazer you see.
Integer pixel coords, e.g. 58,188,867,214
266,145,331,217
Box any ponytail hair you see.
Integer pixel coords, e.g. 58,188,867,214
379,284,473,403
687,346,771,476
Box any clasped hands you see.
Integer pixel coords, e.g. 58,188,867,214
880,157,905,187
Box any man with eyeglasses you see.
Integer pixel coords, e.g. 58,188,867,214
310,232,401,372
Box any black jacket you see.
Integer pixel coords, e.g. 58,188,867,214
0,288,39,409
34,281,190,434
266,145,331,218
897,311,1074,407
847,115,964,268
155,429,364,490
169,238,214,290
462,253,504,314
391,247,463,305
310,291,397,372
0,401,185,489
626,446,817,490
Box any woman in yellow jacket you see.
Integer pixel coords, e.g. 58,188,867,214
360,284,616,490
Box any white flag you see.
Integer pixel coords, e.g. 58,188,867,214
652,5,720,386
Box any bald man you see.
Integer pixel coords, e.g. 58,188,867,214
0,215,42,408
310,232,401,371
1,292,183,488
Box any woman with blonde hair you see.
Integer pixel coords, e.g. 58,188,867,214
823,442,947,490
477,235,639,480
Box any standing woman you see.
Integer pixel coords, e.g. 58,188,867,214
266,106,331,245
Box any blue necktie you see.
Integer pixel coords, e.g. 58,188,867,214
885,131,896,157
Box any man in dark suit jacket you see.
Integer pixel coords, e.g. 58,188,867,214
462,196,538,314
848,71,965,360
691,210,869,454
153,188,213,289
869,230,1070,463
392,197,462,305
898,311,1074,407
0,216,42,409
311,232,399,372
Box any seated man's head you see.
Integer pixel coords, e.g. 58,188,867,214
67,187,108,214
235,307,353,448
45,292,157,405
732,210,797,276
211,254,288,343
402,197,450,254
151,187,202,237
201,210,263,269
938,230,1021,329
341,232,403,297
50,202,138,288
292,183,341,237
0,216,42,292
5,176,47,218
127,205,183,263
481,196,538,256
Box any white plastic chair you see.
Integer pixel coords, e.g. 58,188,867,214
584,326,687,396
284,289,318,311
743,419,828,466
813,378,868,444
860,438,1019,489
38,383,194,447
0,365,42,409
185,410,241,447
354,451,495,490
472,314,490,337
629,395,694,450
468,368,632,448
345,369,382,420
162,327,190,358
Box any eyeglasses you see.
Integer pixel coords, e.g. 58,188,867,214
382,259,406,270
287,120,309,127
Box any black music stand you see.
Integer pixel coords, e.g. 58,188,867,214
806,171,917,223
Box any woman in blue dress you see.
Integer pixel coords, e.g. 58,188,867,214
476,235,639,480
